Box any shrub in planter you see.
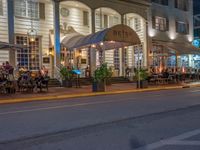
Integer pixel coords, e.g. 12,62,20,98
135,68,149,88
92,63,111,92
60,67,73,88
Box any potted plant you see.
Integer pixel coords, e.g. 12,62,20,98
106,66,113,86
92,63,111,92
135,68,149,88
60,67,73,88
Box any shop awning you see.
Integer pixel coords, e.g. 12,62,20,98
153,41,200,55
61,32,84,49
61,24,141,50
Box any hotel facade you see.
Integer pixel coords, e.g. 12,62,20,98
0,0,197,78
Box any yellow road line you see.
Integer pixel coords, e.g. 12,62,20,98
0,86,185,105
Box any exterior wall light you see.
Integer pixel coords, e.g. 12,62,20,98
188,35,193,42
91,44,96,48
148,29,155,37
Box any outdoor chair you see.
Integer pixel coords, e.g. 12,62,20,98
35,77,49,92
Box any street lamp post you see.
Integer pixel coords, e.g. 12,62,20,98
137,46,141,89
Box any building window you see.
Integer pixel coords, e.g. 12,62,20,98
0,0,3,16
16,35,40,70
153,16,168,31
103,15,108,28
15,0,39,19
176,21,188,34
175,0,188,11
83,11,89,26
114,49,120,70
151,0,168,6
109,16,119,27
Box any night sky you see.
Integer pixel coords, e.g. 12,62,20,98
194,0,200,15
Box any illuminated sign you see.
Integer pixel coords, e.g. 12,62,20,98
192,39,200,48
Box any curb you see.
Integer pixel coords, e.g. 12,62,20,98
0,84,199,105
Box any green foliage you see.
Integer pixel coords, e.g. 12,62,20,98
135,68,148,81
93,63,112,83
60,67,73,81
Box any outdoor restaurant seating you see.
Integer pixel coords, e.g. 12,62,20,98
0,62,50,94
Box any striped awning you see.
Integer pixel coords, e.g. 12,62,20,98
153,41,200,55
61,24,141,50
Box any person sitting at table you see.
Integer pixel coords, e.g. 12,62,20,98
40,66,48,77
162,69,169,78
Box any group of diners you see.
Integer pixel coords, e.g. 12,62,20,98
0,62,49,94
148,67,200,84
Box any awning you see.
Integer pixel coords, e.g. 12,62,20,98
0,41,25,50
62,24,141,50
61,32,84,49
153,41,200,55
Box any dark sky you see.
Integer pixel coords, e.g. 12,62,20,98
194,0,200,15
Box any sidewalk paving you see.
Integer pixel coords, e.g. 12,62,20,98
0,82,200,105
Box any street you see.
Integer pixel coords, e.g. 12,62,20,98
0,87,200,150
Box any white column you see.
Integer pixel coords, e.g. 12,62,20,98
188,54,194,68
7,0,15,66
119,48,123,76
90,9,96,76
53,0,61,69
121,14,125,76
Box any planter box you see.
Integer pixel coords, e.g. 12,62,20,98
137,80,148,88
92,82,106,92
62,80,73,88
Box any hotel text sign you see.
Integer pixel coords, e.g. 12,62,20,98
105,25,140,44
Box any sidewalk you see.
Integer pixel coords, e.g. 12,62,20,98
0,82,200,105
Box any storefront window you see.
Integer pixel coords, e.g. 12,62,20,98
16,35,40,70
193,55,200,68
167,55,176,67
180,55,189,67
134,45,143,68
114,49,120,70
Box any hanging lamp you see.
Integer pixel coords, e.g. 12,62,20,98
27,0,37,42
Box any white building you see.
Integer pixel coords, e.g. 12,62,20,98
149,0,199,72
0,0,197,78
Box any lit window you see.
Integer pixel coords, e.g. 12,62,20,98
153,16,168,31
176,21,188,34
114,49,120,70
16,35,41,71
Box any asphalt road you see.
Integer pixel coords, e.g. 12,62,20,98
0,87,200,150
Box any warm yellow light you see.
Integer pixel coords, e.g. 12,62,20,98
30,37,35,42
100,42,104,46
148,29,156,37
188,35,193,42
91,44,96,48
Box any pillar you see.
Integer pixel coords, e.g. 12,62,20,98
7,0,15,66
121,14,125,76
53,0,61,77
90,9,96,76
53,0,61,79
